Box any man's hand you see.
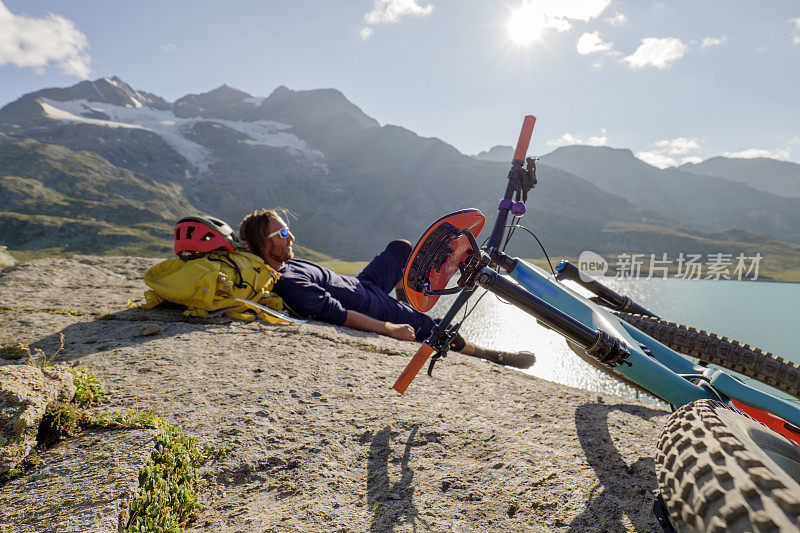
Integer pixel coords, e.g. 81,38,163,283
386,323,415,341
344,311,416,341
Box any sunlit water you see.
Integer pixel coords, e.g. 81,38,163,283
430,277,800,402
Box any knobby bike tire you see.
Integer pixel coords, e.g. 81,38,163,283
616,313,800,401
657,400,800,532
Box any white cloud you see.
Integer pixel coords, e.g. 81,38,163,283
635,137,702,168
161,43,176,52
655,137,700,155
547,128,608,148
545,0,611,22
577,31,614,54
0,1,90,78
701,36,725,48
588,130,608,145
623,37,688,69
722,147,791,160
639,137,797,167
636,150,679,168
508,0,611,38
790,18,800,45
606,12,627,26
361,0,433,40
364,0,433,24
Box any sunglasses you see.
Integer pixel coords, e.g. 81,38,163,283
268,227,292,239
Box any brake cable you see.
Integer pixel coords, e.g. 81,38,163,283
506,224,558,278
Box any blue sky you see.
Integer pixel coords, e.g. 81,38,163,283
1,0,799,166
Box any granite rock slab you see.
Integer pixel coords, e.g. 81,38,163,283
0,364,76,473
0,428,157,533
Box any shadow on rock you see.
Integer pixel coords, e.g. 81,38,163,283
568,402,665,533
367,425,429,533
25,306,230,364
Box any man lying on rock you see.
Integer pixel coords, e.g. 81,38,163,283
238,208,534,368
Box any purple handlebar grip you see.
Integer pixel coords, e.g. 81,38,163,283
498,198,513,210
511,202,526,216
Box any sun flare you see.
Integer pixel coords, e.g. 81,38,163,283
506,3,547,46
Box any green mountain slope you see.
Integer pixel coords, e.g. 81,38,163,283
592,222,800,281
0,137,196,256
2,79,800,281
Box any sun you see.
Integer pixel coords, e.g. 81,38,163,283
506,3,547,47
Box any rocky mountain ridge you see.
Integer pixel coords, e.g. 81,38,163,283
2,77,799,268
472,143,800,202
539,145,800,245
680,156,800,198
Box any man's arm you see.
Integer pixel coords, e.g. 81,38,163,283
277,277,415,341
344,310,415,341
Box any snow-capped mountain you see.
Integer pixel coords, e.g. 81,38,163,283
0,78,386,255
2,77,800,263
0,77,329,178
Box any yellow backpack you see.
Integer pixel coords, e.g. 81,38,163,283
142,250,289,323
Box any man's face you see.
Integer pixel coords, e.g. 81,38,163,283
266,215,294,264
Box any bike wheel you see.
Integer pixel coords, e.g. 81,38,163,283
616,313,800,401
657,400,800,532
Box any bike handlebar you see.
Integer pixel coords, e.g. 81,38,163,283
393,342,435,394
485,115,537,252
513,115,536,163
554,261,658,317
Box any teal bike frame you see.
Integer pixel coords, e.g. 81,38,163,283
498,258,800,427
395,114,800,438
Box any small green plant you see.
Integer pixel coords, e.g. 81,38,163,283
69,366,108,408
25,333,64,368
24,450,41,467
46,308,82,316
1,451,43,483
88,410,161,430
122,422,230,533
202,444,232,461
86,410,230,531
37,402,87,447
0,466,23,483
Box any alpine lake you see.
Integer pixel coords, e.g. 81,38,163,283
430,276,800,405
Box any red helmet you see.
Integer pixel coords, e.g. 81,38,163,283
174,216,243,255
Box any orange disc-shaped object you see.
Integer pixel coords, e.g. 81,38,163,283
403,209,485,313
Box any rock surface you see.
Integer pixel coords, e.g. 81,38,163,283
0,256,669,531
0,248,13,268
0,364,76,473
0,428,157,533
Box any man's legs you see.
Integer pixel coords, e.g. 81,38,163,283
357,240,535,368
357,240,412,294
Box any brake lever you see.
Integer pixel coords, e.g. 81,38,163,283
426,321,461,376
427,349,446,376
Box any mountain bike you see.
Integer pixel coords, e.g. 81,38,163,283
392,115,800,532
